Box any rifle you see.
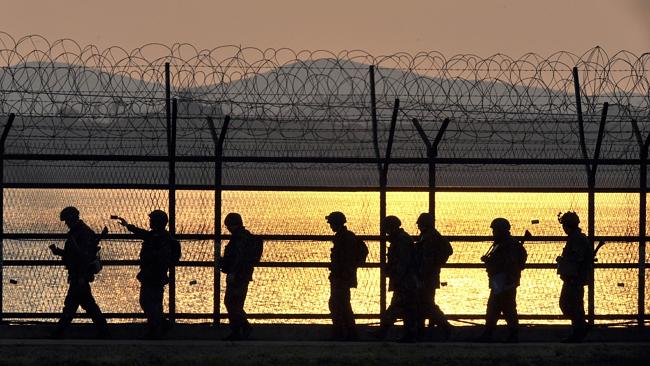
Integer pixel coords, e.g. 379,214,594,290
593,240,606,263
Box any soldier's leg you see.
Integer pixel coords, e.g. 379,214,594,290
576,285,586,325
380,292,400,329
153,284,165,331
559,282,572,318
139,283,164,333
224,282,238,333
239,283,251,329
139,285,154,328
328,283,345,338
417,282,434,333
372,291,403,339
429,288,451,328
77,280,108,331
571,284,587,337
54,281,82,333
481,290,500,339
225,282,246,333
340,287,357,339
401,288,418,340
502,288,519,340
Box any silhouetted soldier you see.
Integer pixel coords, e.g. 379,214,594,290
116,210,176,339
556,211,591,343
371,215,418,342
415,213,453,340
221,213,258,341
49,206,109,338
326,211,359,341
476,218,526,343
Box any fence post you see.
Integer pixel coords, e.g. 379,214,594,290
0,113,15,323
631,119,648,328
369,65,387,315
573,67,594,326
164,63,173,320
377,98,399,318
381,99,399,184
589,103,607,327
168,98,177,322
165,63,171,155
411,118,449,223
207,115,230,325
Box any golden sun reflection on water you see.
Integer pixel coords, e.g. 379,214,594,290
3,190,648,322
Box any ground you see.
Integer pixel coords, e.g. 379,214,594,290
0,323,648,365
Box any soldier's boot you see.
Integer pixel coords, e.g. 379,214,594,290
416,324,429,341
162,318,173,333
223,331,242,341
48,327,65,340
345,327,360,342
140,325,161,340
328,327,346,341
428,318,454,341
505,329,519,343
473,328,494,343
563,321,588,343
94,326,111,340
577,321,589,340
436,323,454,342
92,316,111,340
368,326,388,340
397,329,418,343
241,323,253,340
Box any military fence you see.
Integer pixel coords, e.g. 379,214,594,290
0,33,649,326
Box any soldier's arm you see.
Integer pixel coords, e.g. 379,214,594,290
224,236,246,274
562,239,586,264
385,245,395,277
221,241,234,273
344,234,358,269
49,245,64,256
330,244,341,273
125,224,150,240
393,241,411,281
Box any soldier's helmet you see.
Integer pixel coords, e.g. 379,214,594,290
224,212,243,227
416,213,435,227
149,210,169,226
382,215,402,232
325,211,346,225
59,206,80,222
558,211,580,228
490,217,511,232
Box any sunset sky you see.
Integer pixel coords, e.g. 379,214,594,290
1,0,648,56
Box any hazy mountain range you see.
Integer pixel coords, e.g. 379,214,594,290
0,59,647,189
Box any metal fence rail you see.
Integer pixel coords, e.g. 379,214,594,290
2,154,647,326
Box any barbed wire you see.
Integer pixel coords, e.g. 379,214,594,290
0,33,649,161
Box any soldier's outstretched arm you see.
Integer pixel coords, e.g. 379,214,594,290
125,224,150,239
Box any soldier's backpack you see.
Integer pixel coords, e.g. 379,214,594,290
245,235,264,264
515,240,528,271
89,226,108,275
355,237,369,267
437,234,453,265
169,238,182,266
